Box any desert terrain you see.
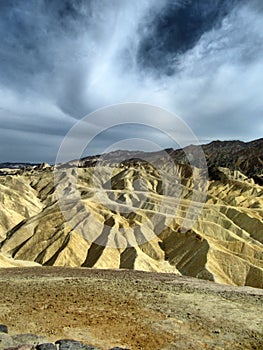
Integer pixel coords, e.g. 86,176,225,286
0,139,262,349
0,267,262,350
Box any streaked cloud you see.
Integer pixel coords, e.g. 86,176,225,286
0,0,262,162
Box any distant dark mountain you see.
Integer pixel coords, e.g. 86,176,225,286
1,138,263,179
75,138,263,180
0,162,39,169
202,138,263,178
168,138,263,179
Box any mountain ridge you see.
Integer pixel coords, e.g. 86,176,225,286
1,137,262,176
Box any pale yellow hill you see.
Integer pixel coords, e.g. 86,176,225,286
0,175,43,240
0,252,40,267
0,161,262,288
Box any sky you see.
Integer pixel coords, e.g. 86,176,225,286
0,0,263,163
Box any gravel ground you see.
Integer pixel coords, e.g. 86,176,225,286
0,267,262,350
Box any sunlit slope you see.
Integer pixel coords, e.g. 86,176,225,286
0,174,43,240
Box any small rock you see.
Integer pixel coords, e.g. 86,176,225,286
0,333,14,348
109,348,130,350
36,343,57,350
55,340,99,350
4,345,35,350
213,330,220,334
0,324,8,334
55,339,85,350
12,334,48,346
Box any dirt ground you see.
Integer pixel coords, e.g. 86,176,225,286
0,267,262,350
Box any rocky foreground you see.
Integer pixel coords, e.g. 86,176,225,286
1,329,123,350
0,332,127,350
0,267,262,350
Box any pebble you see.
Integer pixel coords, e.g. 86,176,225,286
55,339,99,350
12,334,48,346
5,345,35,350
36,344,57,350
55,339,85,349
0,333,14,348
0,324,8,334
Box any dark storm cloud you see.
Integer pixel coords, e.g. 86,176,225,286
137,0,242,74
0,0,262,162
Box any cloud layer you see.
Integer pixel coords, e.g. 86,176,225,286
0,0,262,162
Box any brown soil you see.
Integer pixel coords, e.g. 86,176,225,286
0,267,262,350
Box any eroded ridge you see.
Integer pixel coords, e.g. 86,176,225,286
0,140,262,288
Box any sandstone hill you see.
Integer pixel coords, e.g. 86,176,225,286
0,139,262,288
